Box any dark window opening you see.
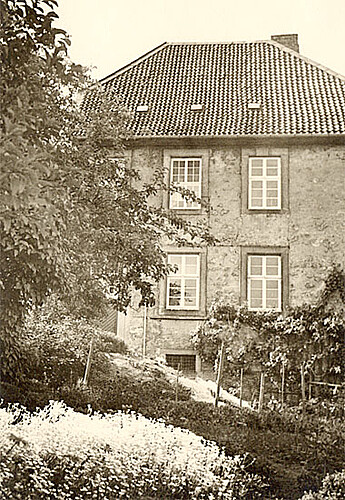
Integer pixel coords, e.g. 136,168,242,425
166,354,196,372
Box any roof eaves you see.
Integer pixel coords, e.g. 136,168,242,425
99,42,168,84
130,133,345,140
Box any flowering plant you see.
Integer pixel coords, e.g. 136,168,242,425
0,401,266,498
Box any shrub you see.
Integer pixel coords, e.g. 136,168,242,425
21,299,128,389
300,470,345,499
0,402,267,499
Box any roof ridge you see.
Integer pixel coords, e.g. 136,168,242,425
100,39,345,85
166,40,345,80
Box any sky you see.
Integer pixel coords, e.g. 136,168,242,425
56,0,345,80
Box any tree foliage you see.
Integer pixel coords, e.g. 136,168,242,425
0,0,214,381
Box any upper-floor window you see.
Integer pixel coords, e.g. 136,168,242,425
166,254,200,309
247,255,282,310
249,157,281,210
169,158,202,209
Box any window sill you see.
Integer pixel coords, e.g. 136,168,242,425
150,312,207,320
243,209,289,215
168,208,203,215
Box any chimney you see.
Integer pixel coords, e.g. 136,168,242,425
271,34,299,53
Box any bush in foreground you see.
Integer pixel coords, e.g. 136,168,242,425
300,470,345,499
0,401,267,499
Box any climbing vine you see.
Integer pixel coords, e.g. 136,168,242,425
191,266,345,397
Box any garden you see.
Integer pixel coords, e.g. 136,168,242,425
1,283,344,499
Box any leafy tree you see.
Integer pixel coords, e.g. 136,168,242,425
1,0,74,380
0,0,213,382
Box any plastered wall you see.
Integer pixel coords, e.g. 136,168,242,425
117,143,345,367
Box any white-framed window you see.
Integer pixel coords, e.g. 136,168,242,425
249,157,281,209
247,255,282,310
166,254,200,309
169,158,202,209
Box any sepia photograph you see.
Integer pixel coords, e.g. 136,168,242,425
1,0,344,498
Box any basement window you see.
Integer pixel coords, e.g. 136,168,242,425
166,354,196,373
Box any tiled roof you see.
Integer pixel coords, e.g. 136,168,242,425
82,41,345,137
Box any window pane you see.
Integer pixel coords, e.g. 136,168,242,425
168,255,182,273
266,198,279,207
251,167,263,176
187,160,200,182
266,167,278,176
170,192,185,208
250,279,263,289
252,190,263,198
266,257,280,276
168,278,182,306
252,181,263,188
266,279,279,289
250,257,263,275
266,159,279,167
266,298,279,309
251,288,263,298
184,279,197,306
249,279,263,309
251,159,263,168
251,198,263,207
185,256,198,275
267,180,278,189
251,298,263,309
172,161,185,182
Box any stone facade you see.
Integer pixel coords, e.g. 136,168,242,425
114,141,345,375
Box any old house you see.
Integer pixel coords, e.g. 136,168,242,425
83,34,345,375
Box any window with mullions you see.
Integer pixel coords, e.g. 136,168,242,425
166,354,196,372
166,254,200,309
247,255,282,310
249,157,281,210
169,158,201,209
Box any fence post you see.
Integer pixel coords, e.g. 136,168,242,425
301,363,306,419
214,341,225,407
281,362,285,405
175,363,180,403
82,337,94,386
258,372,265,412
239,367,244,408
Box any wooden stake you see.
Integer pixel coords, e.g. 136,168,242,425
281,362,285,405
175,363,180,403
214,341,225,407
301,363,306,418
239,367,244,408
82,337,94,386
258,372,265,412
